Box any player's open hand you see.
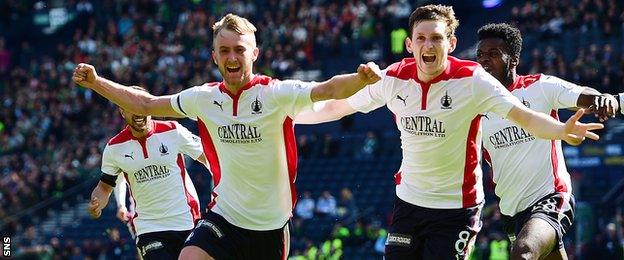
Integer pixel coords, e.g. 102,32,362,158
586,94,618,122
73,63,98,88
563,109,604,146
357,62,382,85
87,197,102,219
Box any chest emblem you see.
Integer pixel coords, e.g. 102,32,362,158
251,96,263,114
159,143,169,156
440,91,452,109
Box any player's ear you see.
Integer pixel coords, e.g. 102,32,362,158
511,55,520,67
252,47,259,62
212,51,217,65
448,36,457,53
405,37,413,54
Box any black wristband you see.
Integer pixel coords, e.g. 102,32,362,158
100,173,117,187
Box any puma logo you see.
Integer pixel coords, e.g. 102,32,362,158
124,152,134,160
213,101,223,111
396,95,408,106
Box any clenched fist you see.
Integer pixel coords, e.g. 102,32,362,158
73,63,99,88
116,206,130,222
356,62,383,85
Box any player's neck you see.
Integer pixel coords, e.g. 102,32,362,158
223,74,254,95
502,71,518,89
130,122,152,139
224,83,243,95
417,60,448,83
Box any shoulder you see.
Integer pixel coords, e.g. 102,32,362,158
182,82,223,96
385,58,417,81
153,120,178,133
509,74,546,91
447,56,480,80
107,128,133,145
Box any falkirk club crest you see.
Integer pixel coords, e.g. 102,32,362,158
440,91,452,109
251,96,263,114
159,143,169,155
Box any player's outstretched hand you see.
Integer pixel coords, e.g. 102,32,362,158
73,63,99,89
88,197,102,219
563,109,604,146
116,207,129,222
587,94,618,122
356,62,382,85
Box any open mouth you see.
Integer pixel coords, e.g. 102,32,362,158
422,54,436,63
226,65,241,73
133,116,147,127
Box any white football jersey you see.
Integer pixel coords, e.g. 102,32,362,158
347,57,522,209
171,75,314,230
482,74,582,216
101,120,203,236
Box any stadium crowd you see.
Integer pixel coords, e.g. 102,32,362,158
2,0,624,258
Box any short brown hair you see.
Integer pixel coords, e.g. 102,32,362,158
212,13,257,40
408,5,459,38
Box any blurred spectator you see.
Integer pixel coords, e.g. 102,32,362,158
316,190,337,217
296,134,313,159
295,190,316,220
583,224,624,260
104,228,128,259
321,133,339,157
337,188,358,220
470,235,491,260
488,233,509,260
356,131,379,159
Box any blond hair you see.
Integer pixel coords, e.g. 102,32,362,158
212,13,257,39
408,5,459,39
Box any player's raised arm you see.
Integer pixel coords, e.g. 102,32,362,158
506,105,603,145
295,99,357,124
574,88,618,122
73,63,180,117
310,62,382,102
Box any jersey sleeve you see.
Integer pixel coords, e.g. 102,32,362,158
472,68,523,117
538,75,585,109
269,79,315,118
170,86,202,120
113,176,127,208
175,122,204,160
101,144,121,177
346,71,390,113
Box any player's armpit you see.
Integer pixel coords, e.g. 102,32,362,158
196,154,210,169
